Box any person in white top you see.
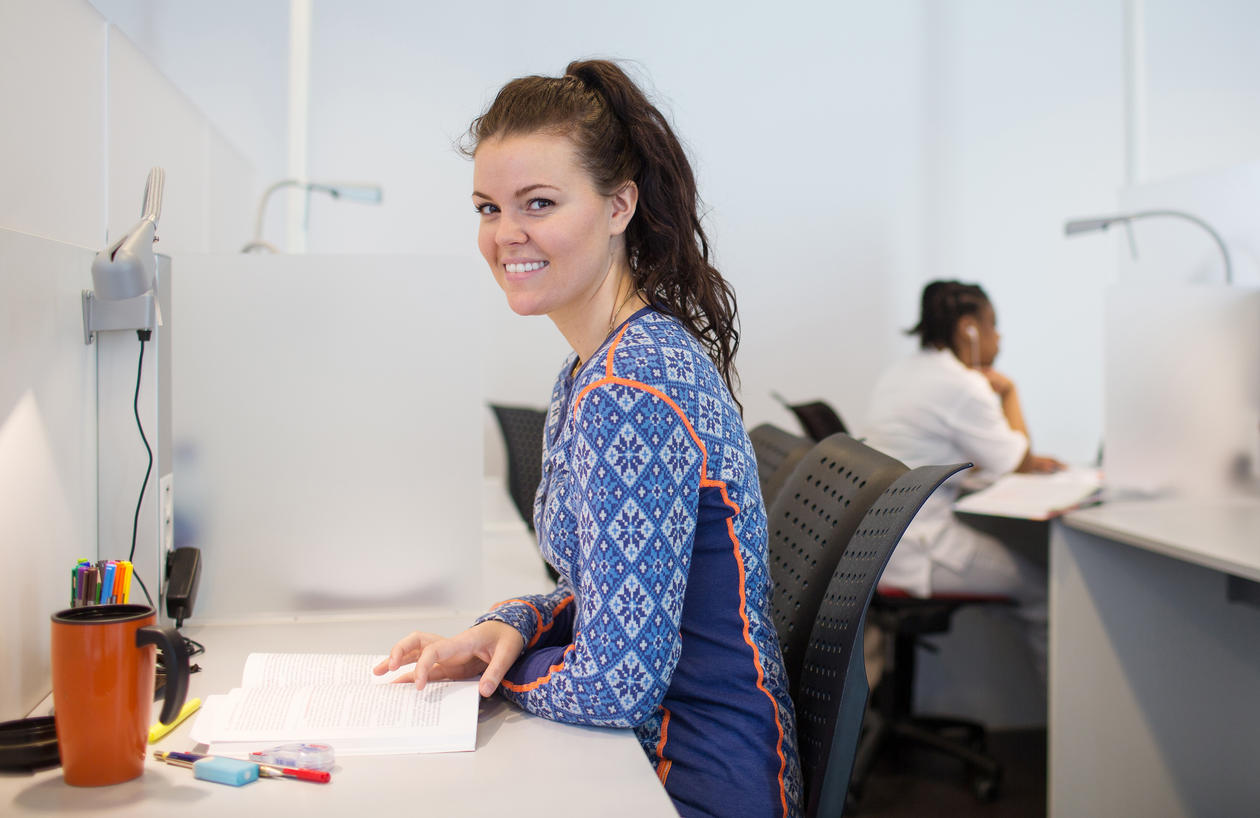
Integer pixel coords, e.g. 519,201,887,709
862,280,1063,681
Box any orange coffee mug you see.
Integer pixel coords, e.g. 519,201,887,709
50,604,189,786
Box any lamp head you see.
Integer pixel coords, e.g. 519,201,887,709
91,168,164,300
312,182,383,204
1064,217,1121,236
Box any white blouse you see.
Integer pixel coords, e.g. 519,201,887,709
861,348,1028,595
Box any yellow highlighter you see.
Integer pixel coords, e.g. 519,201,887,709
148,697,202,743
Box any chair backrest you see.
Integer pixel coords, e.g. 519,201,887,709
788,400,849,441
767,433,908,695
489,404,548,531
794,462,971,818
748,423,815,511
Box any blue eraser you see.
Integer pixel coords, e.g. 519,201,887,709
193,756,258,786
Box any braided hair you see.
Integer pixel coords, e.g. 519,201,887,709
907,280,990,349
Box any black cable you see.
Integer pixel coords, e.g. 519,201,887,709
129,331,155,608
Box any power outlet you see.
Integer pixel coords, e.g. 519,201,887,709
160,473,174,554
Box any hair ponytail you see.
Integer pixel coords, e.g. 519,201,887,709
464,59,742,405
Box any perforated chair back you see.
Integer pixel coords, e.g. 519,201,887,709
767,434,907,694
489,404,547,531
795,462,971,818
749,423,815,511
788,400,849,441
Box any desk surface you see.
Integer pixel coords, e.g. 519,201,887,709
1062,495,1260,581
2,614,677,817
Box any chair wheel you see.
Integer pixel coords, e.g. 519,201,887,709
971,770,1001,802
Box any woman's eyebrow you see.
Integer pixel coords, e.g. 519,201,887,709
472,183,561,201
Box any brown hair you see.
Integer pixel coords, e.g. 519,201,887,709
464,59,742,403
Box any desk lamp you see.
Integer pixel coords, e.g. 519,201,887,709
82,167,164,344
241,179,383,253
1064,209,1233,284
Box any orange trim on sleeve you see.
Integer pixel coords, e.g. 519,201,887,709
491,598,545,640
500,643,576,693
655,707,673,784
528,594,575,648
718,480,790,817
489,596,574,649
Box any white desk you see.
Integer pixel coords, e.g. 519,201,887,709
1,613,678,817
1049,497,1260,818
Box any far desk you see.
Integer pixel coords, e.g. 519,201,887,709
1048,497,1260,818
3,613,678,818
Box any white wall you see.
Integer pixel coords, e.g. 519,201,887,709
0,0,258,720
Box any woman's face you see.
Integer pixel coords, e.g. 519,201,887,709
471,132,635,324
961,302,1001,367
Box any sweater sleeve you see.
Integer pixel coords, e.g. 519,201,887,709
474,577,577,652
489,379,702,728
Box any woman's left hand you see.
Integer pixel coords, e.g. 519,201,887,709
373,621,526,697
1020,454,1066,474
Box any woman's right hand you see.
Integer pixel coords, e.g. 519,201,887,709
979,367,1015,399
373,621,526,697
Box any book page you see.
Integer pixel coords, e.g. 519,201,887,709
192,679,480,756
954,467,1102,520
240,652,413,688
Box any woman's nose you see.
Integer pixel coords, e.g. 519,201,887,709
496,214,526,246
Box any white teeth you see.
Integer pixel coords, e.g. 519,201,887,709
505,261,547,274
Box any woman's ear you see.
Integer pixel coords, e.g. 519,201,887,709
608,181,638,236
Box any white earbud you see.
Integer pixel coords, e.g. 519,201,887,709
963,324,981,368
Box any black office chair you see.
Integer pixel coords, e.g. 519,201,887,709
765,433,908,695
849,586,1011,802
795,462,971,818
748,423,815,512
772,392,849,441
488,404,558,582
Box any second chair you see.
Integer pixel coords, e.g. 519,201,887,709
764,433,907,695
794,461,972,818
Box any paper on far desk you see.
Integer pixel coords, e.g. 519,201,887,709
954,468,1103,521
190,653,480,756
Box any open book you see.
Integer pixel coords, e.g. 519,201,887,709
954,467,1103,521
189,653,480,757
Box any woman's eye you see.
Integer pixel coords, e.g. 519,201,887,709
473,202,498,216
526,198,555,211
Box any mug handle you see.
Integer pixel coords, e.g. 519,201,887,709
136,625,190,725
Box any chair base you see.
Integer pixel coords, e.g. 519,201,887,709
851,708,1003,804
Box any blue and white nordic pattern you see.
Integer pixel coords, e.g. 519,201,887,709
476,309,803,818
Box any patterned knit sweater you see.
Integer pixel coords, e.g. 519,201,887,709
477,309,803,818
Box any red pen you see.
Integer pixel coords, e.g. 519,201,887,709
258,764,331,783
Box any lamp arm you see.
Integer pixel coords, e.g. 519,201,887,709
252,179,307,249
1125,209,1233,285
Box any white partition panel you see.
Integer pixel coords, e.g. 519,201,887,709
0,230,97,720
0,0,106,248
172,254,481,619
1105,285,1260,498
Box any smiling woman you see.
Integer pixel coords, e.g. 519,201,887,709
376,60,803,818
472,132,640,349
